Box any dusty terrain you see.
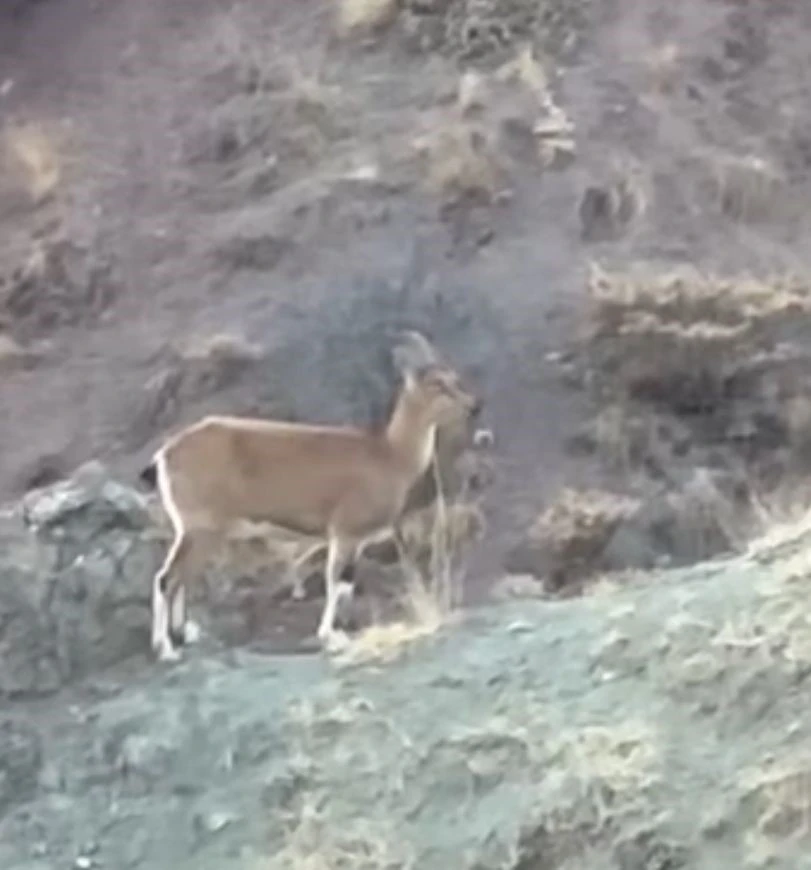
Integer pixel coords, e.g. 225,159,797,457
3,465,811,869
6,0,811,866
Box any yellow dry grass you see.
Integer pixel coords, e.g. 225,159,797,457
335,464,483,666
585,262,811,406
547,719,661,809
268,794,413,870
4,122,61,202
0,333,29,371
741,755,811,865
643,42,681,96
744,481,811,563
705,150,784,223
529,487,640,560
177,331,263,364
334,0,398,37
412,115,504,202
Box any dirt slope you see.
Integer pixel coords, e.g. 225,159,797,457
3,469,811,869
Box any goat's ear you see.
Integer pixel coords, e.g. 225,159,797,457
392,329,441,375
401,368,417,390
392,343,418,376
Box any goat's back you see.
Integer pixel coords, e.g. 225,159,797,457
159,415,409,537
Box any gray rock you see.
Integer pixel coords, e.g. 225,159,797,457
0,719,42,818
0,463,161,699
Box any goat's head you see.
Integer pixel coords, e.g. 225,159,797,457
406,363,482,427
392,330,483,428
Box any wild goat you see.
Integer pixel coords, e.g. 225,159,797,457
284,382,494,599
140,331,484,661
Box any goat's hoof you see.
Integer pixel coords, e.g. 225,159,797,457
182,620,202,645
157,643,182,663
321,630,350,653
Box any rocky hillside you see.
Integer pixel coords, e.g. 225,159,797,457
2,466,811,869
6,0,811,868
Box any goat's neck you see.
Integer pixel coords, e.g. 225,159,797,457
385,395,437,478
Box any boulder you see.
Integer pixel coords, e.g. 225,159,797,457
0,462,161,698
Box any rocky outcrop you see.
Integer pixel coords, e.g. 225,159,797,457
0,461,160,698
503,465,758,595
0,453,487,698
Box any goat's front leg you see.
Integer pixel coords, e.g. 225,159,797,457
316,536,356,649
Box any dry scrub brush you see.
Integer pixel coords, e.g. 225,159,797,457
412,114,506,204
584,262,811,410
524,487,640,583
739,754,811,865
268,793,413,870
336,460,486,666
698,149,785,224
2,122,62,203
334,0,399,38
410,44,574,204
203,12,354,176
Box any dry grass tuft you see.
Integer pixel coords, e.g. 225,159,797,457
530,487,640,569
451,45,575,181
740,756,811,863
399,500,485,567
177,330,263,365
493,45,576,168
704,150,784,224
585,262,811,408
334,0,399,38
269,792,413,869
549,720,660,798
744,481,811,558
3,123,61,202
643,42,681,96
494,44,552,103
336,463,482,665
504,486,646,594
412,115,505,203
333,613,445,667
0,333,35,372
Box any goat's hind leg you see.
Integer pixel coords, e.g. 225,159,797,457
151,532,188,662
169,583,201,646
168,531,213,650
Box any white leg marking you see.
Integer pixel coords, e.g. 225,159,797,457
170,581,185,635
152,452,186,662
336,581,354,605
317,536,360,646
317,538,352,643
157,638,181,662
170,584,202,645
151,567,168,653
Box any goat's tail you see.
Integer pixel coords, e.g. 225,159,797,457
139,458,158,490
